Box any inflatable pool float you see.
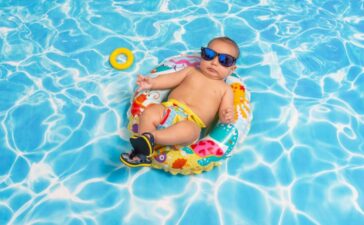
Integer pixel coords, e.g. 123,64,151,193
109,48,134,70
126,54,252,175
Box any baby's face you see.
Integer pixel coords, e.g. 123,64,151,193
200,40,238,80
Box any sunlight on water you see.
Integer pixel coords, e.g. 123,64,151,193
1,0,364,224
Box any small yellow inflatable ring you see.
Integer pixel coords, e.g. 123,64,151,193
127,54,252,175
109,48,134,70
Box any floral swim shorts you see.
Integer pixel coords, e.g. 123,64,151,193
157,99,206,130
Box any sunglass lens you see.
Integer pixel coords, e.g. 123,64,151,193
202,48,216,60
219,54,235,67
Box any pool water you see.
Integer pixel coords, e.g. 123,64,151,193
1,0,364,224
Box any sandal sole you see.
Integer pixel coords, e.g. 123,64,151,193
119,154,152,168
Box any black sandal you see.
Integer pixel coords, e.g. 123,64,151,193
129,132,155,157
120,132,155,167
120,152,152,167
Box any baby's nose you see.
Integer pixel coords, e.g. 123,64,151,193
211,56,219,65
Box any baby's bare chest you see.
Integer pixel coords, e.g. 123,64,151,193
180,75,225,97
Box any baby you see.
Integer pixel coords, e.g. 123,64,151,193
121,37,239,167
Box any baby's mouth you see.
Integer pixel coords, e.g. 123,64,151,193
207,67,217,73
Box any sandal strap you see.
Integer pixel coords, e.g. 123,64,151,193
129,133,154,157
142,132,155,147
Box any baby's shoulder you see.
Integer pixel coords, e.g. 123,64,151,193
186,66,199,73
219,80,231,89
184,66,203,78
220,82,233,94
182,66,197,76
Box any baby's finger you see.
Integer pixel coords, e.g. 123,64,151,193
137,75,146,82
227,113,233,121
145,77,151,83
137,86,145,92
224,110,231,117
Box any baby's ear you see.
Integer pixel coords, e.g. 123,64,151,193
230,65,237,74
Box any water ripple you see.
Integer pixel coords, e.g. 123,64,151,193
1,0,364,225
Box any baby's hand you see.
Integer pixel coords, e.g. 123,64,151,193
220,107,234,124
136,75,153,91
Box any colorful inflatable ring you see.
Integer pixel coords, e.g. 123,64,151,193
127,54,252,175
109,48,134,70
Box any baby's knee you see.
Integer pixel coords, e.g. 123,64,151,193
185,122,201,144
141,104,165,121
142,104,163,115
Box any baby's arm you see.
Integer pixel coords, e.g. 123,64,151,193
137,67,191,91
219,86,234,124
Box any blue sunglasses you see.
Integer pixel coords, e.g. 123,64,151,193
201,47,236,67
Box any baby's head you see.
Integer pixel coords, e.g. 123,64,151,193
200,37,239,80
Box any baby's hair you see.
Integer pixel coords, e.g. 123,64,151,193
208,36,240,59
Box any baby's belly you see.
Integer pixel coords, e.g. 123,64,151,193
190,105,218,126
167,94,219,126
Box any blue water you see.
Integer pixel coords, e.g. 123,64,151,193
1,0,364,224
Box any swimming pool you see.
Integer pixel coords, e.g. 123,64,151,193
1,0,364,224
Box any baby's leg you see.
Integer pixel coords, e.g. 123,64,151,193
138,104,200,145
138,104,165,134
152,120,200,146
120,104,165,166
